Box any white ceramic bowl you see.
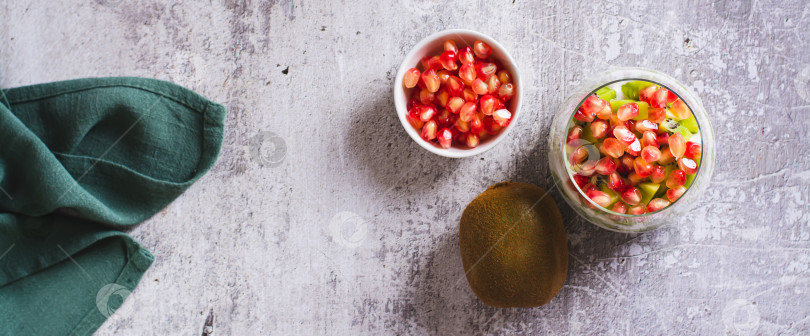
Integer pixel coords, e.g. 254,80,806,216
393,29,522,158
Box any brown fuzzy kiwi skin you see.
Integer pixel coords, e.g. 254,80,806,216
458,181,568,308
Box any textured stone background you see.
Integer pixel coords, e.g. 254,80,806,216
2,0,810,335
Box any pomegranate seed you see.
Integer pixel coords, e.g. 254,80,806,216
625,138,642,156
596,156,617,175
608,172,627,192
569,146,588,166
458,63,476,84
492,109,512,127
418,105,437,122
612,202,628,214
641,146,661,163
497,70,511,84
446,97,465,114
437,128,452,148
436,109,452,128
635,119,659,133
574,106,595,122
475,62,497,80
618,154,635,174
596,104,613,120
436,70,451,84
650,87,677,108
582,183,599,193
435,89,449,107
627,205,647,215
628,172,645,185
648,108,667,123
443,40,458,53
634,157,655,177
579,160,598,176
459,102,477,122
421,120,437,141
678,157,698,175
666,186,686,202
465,133,480,148
603,138,625,158
494,101,506,111
421,69,440,93
650,165,667,183
612,125,637,145
470,115,484,134
586,189,612,208
572,173,589,188
483,117,502,134
457,47,475,64
403,68,420,88
590,119,609,139
666,169,686,189
617,102,639,121
454,117,470,132
567,125,583,143
668,133,686,158
670,99,692,120
658,146,676,165
486,75,501,94
420,55,442,71
462,88,477,101
479,95,500,115
581,95,609,118
685,141,702,159
638,85,657,103
472,78,489,95
641,131,658,148
609,114,623,128
656,133,670,146
647,198,671,212
406,110,424,129
419,89,435,105
473,40,493,59
620,186,642,205
445,76,464,96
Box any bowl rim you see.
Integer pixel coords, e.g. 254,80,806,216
393,29,522,158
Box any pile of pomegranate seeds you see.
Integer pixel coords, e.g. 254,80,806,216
403,39,515,149
567,81,702,215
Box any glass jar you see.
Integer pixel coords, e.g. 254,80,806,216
548,67,715,233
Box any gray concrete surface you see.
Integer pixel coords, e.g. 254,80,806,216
2,0,810,335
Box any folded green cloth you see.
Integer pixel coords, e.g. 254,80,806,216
0,77,225,335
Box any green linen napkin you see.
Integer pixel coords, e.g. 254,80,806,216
0,77,225,335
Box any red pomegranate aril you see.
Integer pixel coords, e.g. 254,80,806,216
406,111,424,129
421,120,437,141
459,102,477,122
596,156,617,175
608,172,627,192
586,189,612,208
470,115,484,134
647,198,671,212
454,117,470,132
596,104,613,120
641,146,661,163
590,119,609,139
436,69,451,84
620,186,642,205
650,87,677,108
670,99,692,120
581,95,608,117
483,117,502,135
635,119,659,133
579,160,598,176
641,131,658,148
435,89,449,107
458,63,476,84
612,202,628,214
418,105,437,122
666,186,686,202
619,154,635,174
492,109,511,127
567,125,583,143
574,106,596,122
638,85,657,103
650,165,667,183
668,133,686,158
479,95,499,115
625,138,641,156
572,173,589,188
403,68,420,88
458,47,475,64
658,146,676,165
634,157,655,177
437,128,452,148
582,183,599,193
473,40,493,59
627,205,647,215
612,125,637,145
459,89,475,102
497,83,515,101
419,89,435,105
443,40,458,53
436,109,452,128
486,75,501,94
656,133,670,146
603,138,625,158
475,62,497,80
497,70,511,84
472,78,489,95
678,157,698,175
628,172,645,185
648,108,667,123
666,169,686,189
465,133,480,148
569,146,588,165
685,141,702,159
446,97,465,114
617,102,639,121
422,69,441,93
445,76,464,96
